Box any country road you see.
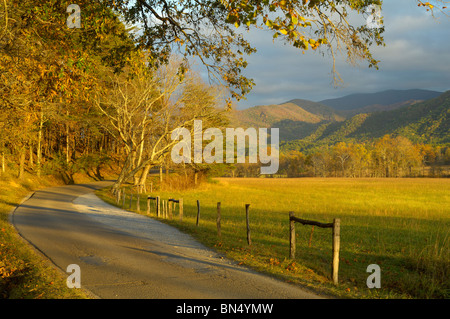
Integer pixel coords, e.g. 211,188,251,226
11,181,325,299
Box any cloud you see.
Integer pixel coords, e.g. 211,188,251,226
234,3,450,109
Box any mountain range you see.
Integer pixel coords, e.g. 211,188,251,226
228,89,450,152
319,89,442,114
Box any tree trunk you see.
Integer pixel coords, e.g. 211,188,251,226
112,155,133,194
18,148,26,179
37,111,43,177
66,124,70,164
112,156,150,194
29,145,34,167
138,163,152,188
1,152,5,174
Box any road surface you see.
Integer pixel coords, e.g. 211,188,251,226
11,181,325,299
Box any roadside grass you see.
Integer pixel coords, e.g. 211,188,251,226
0,172,99,299
97,177,450,299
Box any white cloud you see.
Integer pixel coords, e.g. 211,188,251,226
232,3,450,109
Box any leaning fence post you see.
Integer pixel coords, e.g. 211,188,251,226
156,196,160,217
179,198,183,221
136,194,140,213
332,218,341,285
289,211,296,259
165,200,168,219
163,200,167,218
245,204,251,246
196,200,200,226
309,225,315,247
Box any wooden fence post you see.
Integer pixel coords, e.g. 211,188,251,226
332,218,341,285
168,199,173,219
288,213,340,284
246,204,251,246
136,194,140,213
147,197,151,215
122,191,126,208
163,200,167,218
196,200,200,226
156,196,160,217
309,226,315,247
165,200,168,219
129,193,133,210
179,198,183,221
289,211,296,259
217,202,222,239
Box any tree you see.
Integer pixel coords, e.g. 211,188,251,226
372,135,421,177
95,52,228,192
280,150,307,177
106,0,381,102
105,0,448,103
393,136,421,177
333,142,351,177
348,142,368,177
0,0,136,179
416,143,437,176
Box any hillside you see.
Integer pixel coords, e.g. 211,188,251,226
229,89,449,150
319,89,443,112
281,90,450,152
283,99,344,121
349,90,450,143
229,100,342,128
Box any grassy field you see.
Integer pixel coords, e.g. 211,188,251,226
98,177,450,299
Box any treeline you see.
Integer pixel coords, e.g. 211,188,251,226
0,1,227,189
1,1,128,181
228,135,450,178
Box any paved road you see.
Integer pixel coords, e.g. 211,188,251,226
12,182,325,299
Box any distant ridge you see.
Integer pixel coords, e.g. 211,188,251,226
318,89,443,111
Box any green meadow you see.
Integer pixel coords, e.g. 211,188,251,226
98,177,450,299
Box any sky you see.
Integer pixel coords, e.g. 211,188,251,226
223,1,450,110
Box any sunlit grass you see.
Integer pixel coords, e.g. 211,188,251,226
99,177,450,299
